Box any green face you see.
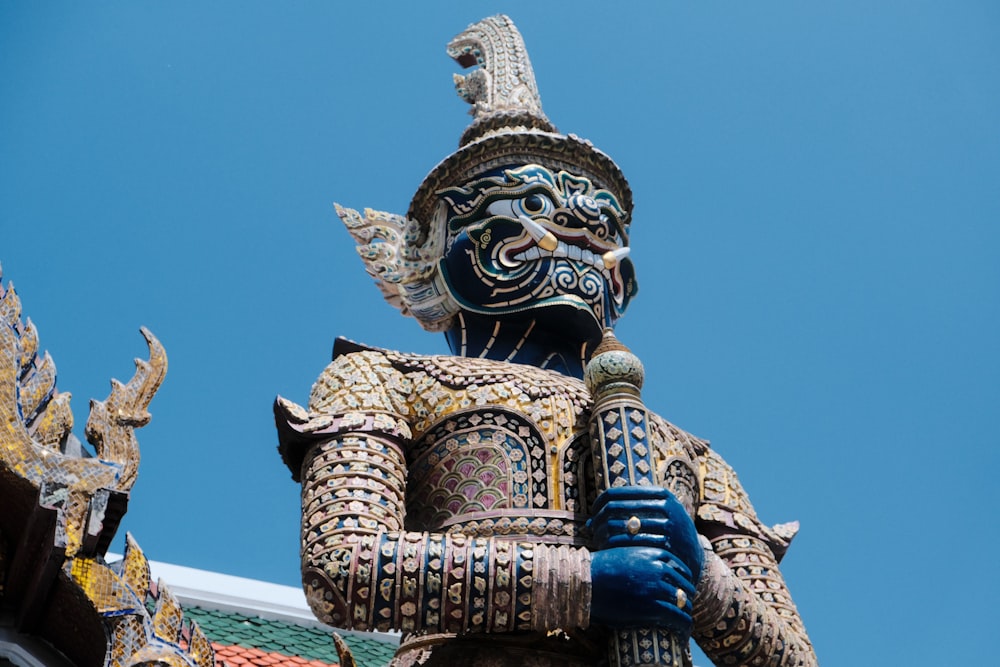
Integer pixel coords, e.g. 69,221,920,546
439,164,638,342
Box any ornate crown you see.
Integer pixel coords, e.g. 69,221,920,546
408,14,633,242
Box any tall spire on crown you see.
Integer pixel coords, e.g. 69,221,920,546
447,14,557,146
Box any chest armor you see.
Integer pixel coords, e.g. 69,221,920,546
386,353,601,545
404,406,597,544
301,346,707,546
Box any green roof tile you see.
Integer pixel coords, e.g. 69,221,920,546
181,606,398,667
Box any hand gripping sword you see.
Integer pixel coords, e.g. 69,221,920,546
584,330,698,667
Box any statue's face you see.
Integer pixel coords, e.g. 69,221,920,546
438,164,637,342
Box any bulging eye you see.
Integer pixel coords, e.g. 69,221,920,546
521,193,551,215
486,193,554,219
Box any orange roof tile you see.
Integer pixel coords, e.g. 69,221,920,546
212,644,339,667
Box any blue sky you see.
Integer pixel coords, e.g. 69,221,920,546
2,2,998,664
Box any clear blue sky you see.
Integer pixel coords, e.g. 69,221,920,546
2,2,998,664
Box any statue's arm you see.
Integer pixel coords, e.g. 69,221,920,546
297,430,591,635
278,350,591,634
691,449,818,666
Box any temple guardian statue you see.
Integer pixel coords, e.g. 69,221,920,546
276,15,817,667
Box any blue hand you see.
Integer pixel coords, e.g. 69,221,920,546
587,486,704,633
590,546,696,634
588,486,703,581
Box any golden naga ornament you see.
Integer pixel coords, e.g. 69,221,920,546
0,268,215,667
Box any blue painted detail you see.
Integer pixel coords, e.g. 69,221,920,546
443,312,598,378
588,486,703,635
440,220,618,330
513,545,532,632
372,534,398,629
421,534,441,628
468,537,491,630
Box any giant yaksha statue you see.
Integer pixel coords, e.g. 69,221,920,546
276,15,817,667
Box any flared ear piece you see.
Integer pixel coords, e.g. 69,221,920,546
335,203,459,332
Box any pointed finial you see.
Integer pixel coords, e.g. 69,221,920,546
584,328,645,397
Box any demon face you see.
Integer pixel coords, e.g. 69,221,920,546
438,164,638,347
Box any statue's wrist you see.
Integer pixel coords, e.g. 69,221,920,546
530,544,592,631
691,540,733,632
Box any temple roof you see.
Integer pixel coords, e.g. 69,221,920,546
184,607,397,667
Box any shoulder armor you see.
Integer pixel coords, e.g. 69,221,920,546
695,446,799,561
382,349,592,403
309,347,412,415
275,343,414,481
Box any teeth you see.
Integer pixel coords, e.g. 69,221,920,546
519,215,559,252
510,214,629,274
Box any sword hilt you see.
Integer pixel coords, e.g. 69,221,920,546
585,330,688,667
